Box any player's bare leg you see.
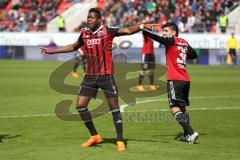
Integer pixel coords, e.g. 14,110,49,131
107,97,126,151
76,96,102,147
171,106,198,144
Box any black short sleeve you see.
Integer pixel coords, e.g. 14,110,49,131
106,26,119,37
187,45,198,59
142,30,174,45
77,31,85,46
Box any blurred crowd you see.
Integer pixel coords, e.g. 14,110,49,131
0,0,239,33
97,0,239,33
0,0,9,9
0,0,79,32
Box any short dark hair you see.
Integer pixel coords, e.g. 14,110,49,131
88,8,102,18
162,22,179,37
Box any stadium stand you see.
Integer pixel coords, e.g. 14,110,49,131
0,0,82,32
99,0,239,33
0,0,9,10
0,0,239,32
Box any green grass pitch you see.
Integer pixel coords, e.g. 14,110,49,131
0,60,240,160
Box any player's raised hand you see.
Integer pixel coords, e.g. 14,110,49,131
141,24,160,32
39,47,53,54
144,24,155,31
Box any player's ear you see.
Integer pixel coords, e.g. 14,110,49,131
172,30,176,36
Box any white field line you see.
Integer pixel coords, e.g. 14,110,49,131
120,94,240,111
0,95,240,119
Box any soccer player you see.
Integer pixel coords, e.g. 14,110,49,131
140,22,199,144
40,8,142,151
226,32,238,66
137,32,157,91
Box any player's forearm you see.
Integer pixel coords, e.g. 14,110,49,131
142,30,174,45
50,44,77,54
118,25,141,36
127,24,141,35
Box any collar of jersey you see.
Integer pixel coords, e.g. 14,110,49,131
88,25,103,35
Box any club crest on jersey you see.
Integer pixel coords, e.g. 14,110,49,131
97,31,104,37
87,38,101,48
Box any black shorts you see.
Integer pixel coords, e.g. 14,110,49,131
229,49,236,56
167,80,190,108
78,74,118,98
142,54,156,70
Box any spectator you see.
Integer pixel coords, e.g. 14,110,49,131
178,18,185,33
219,12,228,33
191,0,198,13
39,14,47,31
15,16,28,32
203,11,214,32
57,15,66,32
185,13,196,32
97,0,105,9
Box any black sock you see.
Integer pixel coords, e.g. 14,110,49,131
73,62,79,72
234,59,237,66
138,74,144,85
149,73,154,85
111,108,123,141
77,107,97,136
174,111,194,135
185,111,190,124
183,111,190,136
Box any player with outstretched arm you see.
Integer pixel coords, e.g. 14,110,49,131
140,22,199,144
40,8,142,151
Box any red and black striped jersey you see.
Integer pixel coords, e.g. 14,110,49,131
78,25,119,75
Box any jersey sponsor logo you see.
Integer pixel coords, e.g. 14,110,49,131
87,38,101,48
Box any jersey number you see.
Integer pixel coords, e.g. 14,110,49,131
177,46,187,65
